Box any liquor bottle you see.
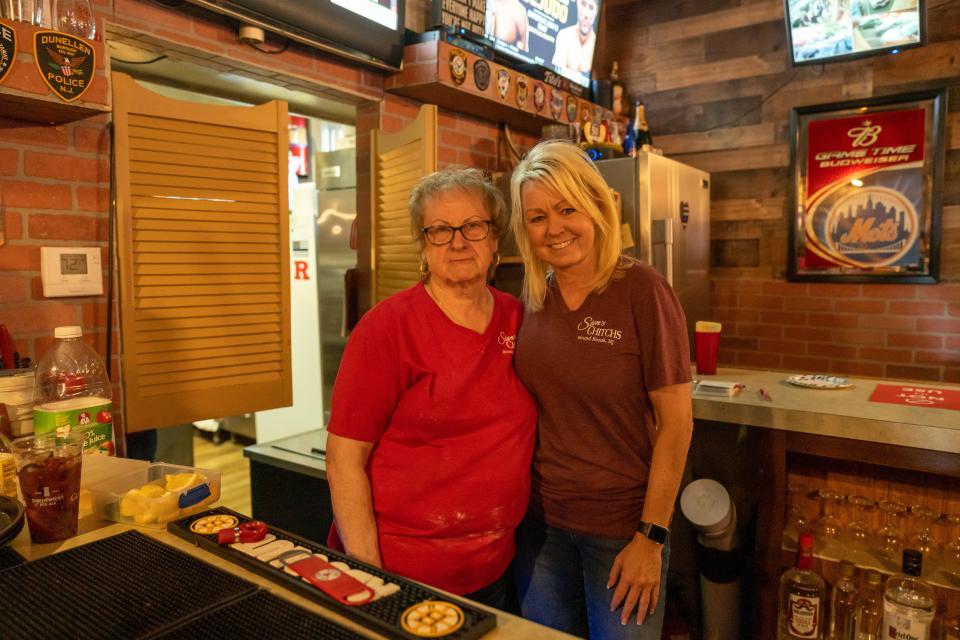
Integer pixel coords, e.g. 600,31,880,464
852,570,883,640
942,612,960,640
611,61,626,116
779,532,826,639
881,549,935,640
630,99,653,152
828,560,858,640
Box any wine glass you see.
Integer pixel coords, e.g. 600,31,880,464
811,488,843,539
908,505,938,556
51,0,96,39
944,513,960,568
876,500,906,559
846,495,875,545
785,483,808,537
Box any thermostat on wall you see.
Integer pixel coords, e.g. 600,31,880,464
40,247,103,297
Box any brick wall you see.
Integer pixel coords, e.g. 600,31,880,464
602,0,960,382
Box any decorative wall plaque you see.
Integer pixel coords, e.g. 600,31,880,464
34,30,95,102
0,21,15,85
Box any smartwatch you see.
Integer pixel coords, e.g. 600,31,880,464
637,521,669,544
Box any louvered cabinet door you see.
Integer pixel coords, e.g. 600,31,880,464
371,104,437,304
112,72,292,432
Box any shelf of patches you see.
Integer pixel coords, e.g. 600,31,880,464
386,32,625,137
0,20,110,125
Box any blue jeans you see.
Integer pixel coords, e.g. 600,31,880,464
514,514,669,640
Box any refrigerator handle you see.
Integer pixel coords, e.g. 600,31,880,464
651,218,674,286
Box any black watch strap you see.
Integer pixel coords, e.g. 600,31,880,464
637,521,669,544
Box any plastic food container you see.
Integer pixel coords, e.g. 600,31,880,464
87,462,221,528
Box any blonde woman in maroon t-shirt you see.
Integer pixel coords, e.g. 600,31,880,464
510,140,693,639
326,168,537,610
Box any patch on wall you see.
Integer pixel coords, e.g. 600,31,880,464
0,22,15,85
34,30,95,102
449,48,467,85
473,59,490,91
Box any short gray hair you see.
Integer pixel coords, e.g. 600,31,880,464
408,167,507,249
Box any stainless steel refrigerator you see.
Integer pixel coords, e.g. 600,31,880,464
596,153,710,348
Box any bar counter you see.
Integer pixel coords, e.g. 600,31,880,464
7,520,575,639
693,367,960,454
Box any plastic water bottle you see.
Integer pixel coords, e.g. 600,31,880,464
33,326,114,455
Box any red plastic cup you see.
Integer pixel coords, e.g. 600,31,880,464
695,321,722,375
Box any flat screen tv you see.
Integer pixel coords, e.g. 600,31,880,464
484,0,600,89
784,0,924,66
184,0,405,70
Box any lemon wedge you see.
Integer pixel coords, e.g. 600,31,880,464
165,472,202,493
119,488,145,518
139,483,165,499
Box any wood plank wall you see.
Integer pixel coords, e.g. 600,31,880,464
600,0,960,382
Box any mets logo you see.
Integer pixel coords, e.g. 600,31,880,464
34,31,95,102
818,186,920,268
848,120,882,147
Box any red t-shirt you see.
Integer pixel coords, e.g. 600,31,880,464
327,283,537,594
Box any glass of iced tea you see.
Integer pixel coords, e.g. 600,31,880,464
10,431,84,543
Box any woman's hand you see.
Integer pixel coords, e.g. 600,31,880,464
607,533,663,626
327,433,382,568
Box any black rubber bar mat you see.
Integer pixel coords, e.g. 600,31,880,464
153,589,369,639
168,507,498,640
0,530,257,639
0,545,25,572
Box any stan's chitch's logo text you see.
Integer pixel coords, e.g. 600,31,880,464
576,317,622,346
34,31,95,102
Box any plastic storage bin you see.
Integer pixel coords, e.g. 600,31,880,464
88,462,221,527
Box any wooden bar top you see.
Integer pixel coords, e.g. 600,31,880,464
9,521,575,639
692,366,960,454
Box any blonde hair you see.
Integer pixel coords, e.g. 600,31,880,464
510,140,624,311
408,167,507,251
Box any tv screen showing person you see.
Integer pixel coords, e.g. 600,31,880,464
485,0,601,88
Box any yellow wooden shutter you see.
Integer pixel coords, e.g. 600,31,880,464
371,104,438,304
112,72,292,432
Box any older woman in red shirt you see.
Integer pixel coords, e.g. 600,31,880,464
325,167,536,609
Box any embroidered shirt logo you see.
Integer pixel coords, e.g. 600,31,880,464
576,317,622,345
498,332,516,354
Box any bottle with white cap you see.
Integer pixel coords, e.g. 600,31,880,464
32,326,114,454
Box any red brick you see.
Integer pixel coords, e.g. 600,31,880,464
25,152,108,183
3,211,23,240
438,146,458,166
30,275,43,301
808,283,860,297
2,303,78,334
885,364,941,382
762,281,807,296
786,327,833,342
832,329,887,346
782,355,830,371
738,352,781,368
28,214,100,241
950,303,960,317
0,274,27,302
73,127,110,154
862,285,917,299
888,301,946,316
809,313,858,328
0,148,18,175
887,333,943,349
915,350,960,366
917,318,960,333
915,284,960,301
5,63,51,96
859,347,912,363
945,368,960,383
864,315,916,331
2,180,72,210
0,245,40,270
738,323,782,339
0,121,69,148
711,292,738,308
723,336,759,351
762,310,807,325
758,339,805,354
739,294,784,310
808,343,858,359
948,337,960,350
713,279,764,294
76,187,109,212
785,296,832,311
838,300,886,314
440,129,473,149
472,137,496,156
837,361,885,378
82,302,109,329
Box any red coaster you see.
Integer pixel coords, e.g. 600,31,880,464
289,556,374,606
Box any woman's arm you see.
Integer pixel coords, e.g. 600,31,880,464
608,381,693,625
326,433,382,568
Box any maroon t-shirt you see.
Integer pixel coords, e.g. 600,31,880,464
328,283,537,594
515,262,691,539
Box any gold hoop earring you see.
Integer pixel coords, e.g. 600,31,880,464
419,259,430,282
487,252,501,281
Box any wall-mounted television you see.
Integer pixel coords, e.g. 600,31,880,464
184,0,406,70
485,0,600,89
784,0,924,66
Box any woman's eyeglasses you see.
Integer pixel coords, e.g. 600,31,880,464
422,220,492,245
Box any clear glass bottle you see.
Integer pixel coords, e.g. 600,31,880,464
853,570,884,640
829,560,858,640
882,549,935,640
779,531,827,639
